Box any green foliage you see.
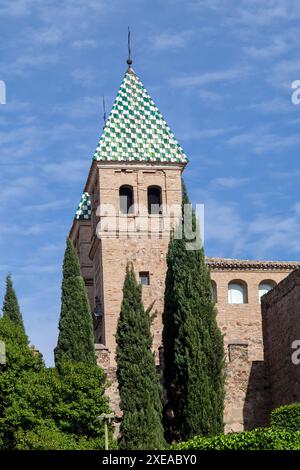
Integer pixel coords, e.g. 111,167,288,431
0,316,45,449
170,428,300,450
15,422,83,450
116,264,165,450
162,180,225,442
15,422,113,450
55,239,96,369
0,316,44,374
271,403,300,432
2,275,25,332
0,315,113,450
0,359,113,450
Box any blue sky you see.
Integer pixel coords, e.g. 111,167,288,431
1,0,300,365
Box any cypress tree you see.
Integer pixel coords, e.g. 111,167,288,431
162,180,225,442
2,275,25,332
116,263,165,450
55,239,96,370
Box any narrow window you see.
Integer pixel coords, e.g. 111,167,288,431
147,186,162,214
119,185,134,214
139,272,150,286
211,280,217,303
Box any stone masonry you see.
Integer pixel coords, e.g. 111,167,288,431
208,258,299,432
73,161,183,363
224,342,270,432
70,200,300,432
68,62,300,434
262,268,300,411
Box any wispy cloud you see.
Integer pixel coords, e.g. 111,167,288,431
43,160,91,183
247,98,293,114
269,59,300,90
244,37,288,60
54,96,101,119
197,89,223,103
72,39,97,48
170,67,246,87
71,68,97,86
179,127,236,141
204,199,244,250
204,197,300,259
1,51,59,77
22,199,71,213
226,127,300,154
0,0,35,17
191,0,295,28
210,177,249,189
21,26,65,46
0,176,38,201
247,206,300,256
153,31,193,50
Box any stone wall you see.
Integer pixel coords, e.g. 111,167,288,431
70,162,300,432
262,268,300,411
95,345,121,416
210,265,295,430
210,268,292,362
88,162,183,366
224,342,270,432
97,340,271,435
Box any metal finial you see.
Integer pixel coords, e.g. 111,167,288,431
102,95,107,127
127,27,132,66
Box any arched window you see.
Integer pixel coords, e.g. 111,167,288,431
147,186,162,214
259,280,276,303
119,185,134,214
211,280,217,303
228,280,248,304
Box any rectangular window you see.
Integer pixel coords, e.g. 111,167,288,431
139,272,150,286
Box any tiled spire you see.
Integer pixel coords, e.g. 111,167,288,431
75,192,91,220
92,69,188,164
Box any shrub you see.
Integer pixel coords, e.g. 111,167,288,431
0,360,114,450
15,422,113,450
271,403,300,432
170,428,300,450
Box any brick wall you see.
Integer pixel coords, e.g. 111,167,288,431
262,268,300,410
211,267,294,429
70,161,300,433
210,269,292,362
224,342,270,432
89,162,183,366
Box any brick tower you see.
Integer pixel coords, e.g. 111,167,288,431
69,61,188,372
68,59,300,431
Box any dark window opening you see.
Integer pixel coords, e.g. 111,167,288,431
147,186,162,214
119,185,134,214
139,271,150,286
211,280,217,303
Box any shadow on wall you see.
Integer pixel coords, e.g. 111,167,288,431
225,342,271,432
243,360,271,430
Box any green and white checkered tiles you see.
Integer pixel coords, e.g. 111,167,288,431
75,192,91,220
93,69,188,164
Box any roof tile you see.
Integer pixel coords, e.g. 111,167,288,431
93,69,188,164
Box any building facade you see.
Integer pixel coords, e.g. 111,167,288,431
68,62,300,431
262,269,300,412
208,258,300,432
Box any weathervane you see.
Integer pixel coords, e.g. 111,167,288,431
127,26,132,67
